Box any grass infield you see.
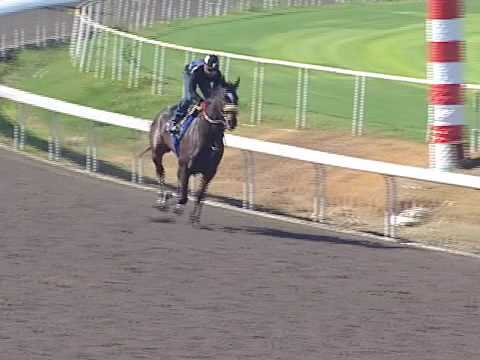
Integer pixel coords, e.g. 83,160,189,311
0,0,479,144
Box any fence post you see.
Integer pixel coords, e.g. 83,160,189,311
242,151,255,210
295,68,302,128
134,41,142,88
257,63,265,124
100,31,110,79
157,46,166,95
301,69,309,128
471,90,480,154
48,113,61,162
128,39,137,88
86,122,97,172
13,103,26,150
384,176,397,238
352,75,366,136
295,68,309,129
250,63,259,124
311,164,327,223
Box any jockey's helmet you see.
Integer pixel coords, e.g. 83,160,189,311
204,54,219,72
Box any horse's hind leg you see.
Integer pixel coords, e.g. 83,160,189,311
174,162,190,215
153,147,169,210
190,175,211,224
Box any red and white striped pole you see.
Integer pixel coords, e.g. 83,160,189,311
428,0,465,171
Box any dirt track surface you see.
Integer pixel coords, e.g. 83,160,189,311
1,148,480,359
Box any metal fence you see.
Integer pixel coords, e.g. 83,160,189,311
71,0,480,155
2,84,480,249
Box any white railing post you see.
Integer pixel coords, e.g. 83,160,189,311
167,0,174,22
471,91,480,154
295,68,302,128
101,31,110,79
127,39,137,88
151,45,159,94
111,34,118,81
250,63,259,124
352,75,359,136
257,63,265,124
352,75,366,136
93,29,103,77
185,0,191,20
142,0,151,28
49,113,61,162
117,37,125,81
85,18,99,73
157,46,166,95
20,29,25,50
134,41,142,88
311,164,327,223
242,151,255,210
86,122,96,172
14,29,20,50
74,7,85,65
61,22,67,43
149,0,157,26
301,68,309,129
358,76,366,135
384,176,397,238
134,0,142,31
295,68,309,129
14,103,26,151
131,157,137,183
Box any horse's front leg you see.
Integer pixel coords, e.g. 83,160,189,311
190,175,211,224
174,162,190,215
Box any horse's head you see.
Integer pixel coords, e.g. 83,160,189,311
205,78,240,131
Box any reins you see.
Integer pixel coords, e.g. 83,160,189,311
200,99,238,126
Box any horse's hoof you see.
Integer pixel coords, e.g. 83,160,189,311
173,204,185,215
153,200,169,211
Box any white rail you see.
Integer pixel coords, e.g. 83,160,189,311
78,15,480,90
2,84,480,190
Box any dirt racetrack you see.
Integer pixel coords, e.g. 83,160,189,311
1,148,480,360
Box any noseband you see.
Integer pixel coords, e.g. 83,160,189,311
201,97,238,127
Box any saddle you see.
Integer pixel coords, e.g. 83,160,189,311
169,102,222,155
169,103,203,132
170,104,203,156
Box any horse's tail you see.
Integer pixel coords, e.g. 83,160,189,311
138,146,151,158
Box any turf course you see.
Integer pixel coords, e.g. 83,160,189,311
141,0,480,80
1,0,480,145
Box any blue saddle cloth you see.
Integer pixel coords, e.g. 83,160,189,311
172,114,197,156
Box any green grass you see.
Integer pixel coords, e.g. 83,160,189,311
1,0,480,146
140,0,480,81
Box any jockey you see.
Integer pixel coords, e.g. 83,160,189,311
170,54,226,134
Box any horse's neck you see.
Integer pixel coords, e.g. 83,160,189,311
198,112,224,138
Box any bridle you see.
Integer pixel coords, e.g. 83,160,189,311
201,90,239,129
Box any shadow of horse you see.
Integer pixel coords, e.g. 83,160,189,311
147,78,240,224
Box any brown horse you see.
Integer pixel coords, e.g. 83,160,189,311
149,78,240,223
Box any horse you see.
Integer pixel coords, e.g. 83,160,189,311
148,78,240,223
